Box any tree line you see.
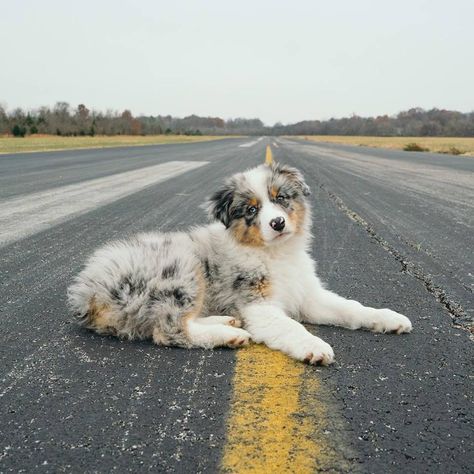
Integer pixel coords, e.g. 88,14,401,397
0,102,265,137
1,102,473,137
276,108,474,137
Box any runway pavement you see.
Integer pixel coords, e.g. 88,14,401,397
0,137,472,473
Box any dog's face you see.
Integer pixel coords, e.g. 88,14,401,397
207,163,311,247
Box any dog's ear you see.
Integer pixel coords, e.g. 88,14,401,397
273,164,311,196
206,184,234,227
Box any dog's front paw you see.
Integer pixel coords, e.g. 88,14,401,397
370,309,412,334
293,336,335,366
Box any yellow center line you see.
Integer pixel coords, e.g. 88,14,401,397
265,145,273,165
221,344,352,473
221,147,353,472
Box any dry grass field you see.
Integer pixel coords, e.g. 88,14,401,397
296,136,474,156
0,135,232,154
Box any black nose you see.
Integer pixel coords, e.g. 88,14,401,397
270,216,285,232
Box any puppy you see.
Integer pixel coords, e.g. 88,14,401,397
68,162,412,365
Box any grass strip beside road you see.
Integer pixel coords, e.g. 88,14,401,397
295,135,474,156
0,135,235,154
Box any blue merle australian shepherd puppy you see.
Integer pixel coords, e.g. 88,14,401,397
68,162,412,365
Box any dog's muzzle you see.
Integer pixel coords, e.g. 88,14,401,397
270,216,285,232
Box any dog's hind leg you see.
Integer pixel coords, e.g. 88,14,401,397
185,319,251,349
151,314,250,349
196,316,242,327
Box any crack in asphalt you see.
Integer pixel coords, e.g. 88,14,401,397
319,183,473,334
395,233,473,296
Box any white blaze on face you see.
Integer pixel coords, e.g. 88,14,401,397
243,167,294,243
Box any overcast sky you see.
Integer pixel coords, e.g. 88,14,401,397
1,0,473,125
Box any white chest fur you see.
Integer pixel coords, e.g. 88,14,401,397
266,248,315,319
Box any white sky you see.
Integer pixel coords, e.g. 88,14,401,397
1,0,473,125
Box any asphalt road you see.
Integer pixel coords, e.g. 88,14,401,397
0,137,472,473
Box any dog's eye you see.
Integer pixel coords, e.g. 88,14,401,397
276,195,286,203
247,206,257,215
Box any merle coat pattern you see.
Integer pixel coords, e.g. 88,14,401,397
68,163,412,364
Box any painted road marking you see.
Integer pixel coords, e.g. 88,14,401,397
0,160,208,246
222,344,350,473
222,145,352,472
239,137,264,148
265,145,273,165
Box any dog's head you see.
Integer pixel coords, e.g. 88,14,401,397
206,163,311,247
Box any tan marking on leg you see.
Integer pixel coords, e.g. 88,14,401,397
181,267,207,337
152,327,171,346
88,296,117,335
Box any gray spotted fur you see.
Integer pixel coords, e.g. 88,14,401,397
67,163,309,347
